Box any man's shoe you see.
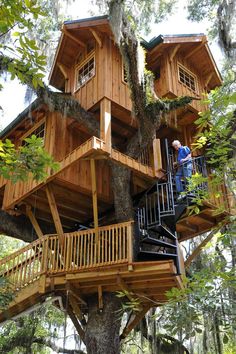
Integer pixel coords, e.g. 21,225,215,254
177,194,186,202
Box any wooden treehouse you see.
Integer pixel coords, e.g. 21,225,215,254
0,16,234,338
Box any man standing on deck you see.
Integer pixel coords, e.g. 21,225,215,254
172,140,192,200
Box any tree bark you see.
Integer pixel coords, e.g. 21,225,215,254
84,293,122,354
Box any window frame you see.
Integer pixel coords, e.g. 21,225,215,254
177,62,198,93
20,119,46,146
74,51,96,92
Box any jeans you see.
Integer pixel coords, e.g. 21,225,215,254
175,161,193,193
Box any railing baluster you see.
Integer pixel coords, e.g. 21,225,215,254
0,222,132,293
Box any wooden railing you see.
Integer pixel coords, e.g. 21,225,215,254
0,221,133,291
138,145,152,167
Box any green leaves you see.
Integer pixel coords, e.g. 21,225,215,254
0,0,46,90
0,277,15,311
0,137,59,183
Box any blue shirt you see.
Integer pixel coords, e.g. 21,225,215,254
177,146,191,163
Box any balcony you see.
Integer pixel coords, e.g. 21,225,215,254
0,220,182,324
1,136,159,212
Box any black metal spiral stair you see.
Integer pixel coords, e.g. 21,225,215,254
136,173,181,274
135,140,208,274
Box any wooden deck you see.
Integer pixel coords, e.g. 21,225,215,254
0,221,182,324
177,185,233,241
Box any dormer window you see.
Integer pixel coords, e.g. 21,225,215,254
178,63,197,92
75,54,95,90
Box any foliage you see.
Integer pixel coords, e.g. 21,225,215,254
187,0,236,64
0,304,65,353
0,136,59,183
0,0,47,89
93,0,176,34
0,277,15,311
157,226,236,353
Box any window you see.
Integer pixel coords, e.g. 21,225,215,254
22,122,45,146
178,64,197,92
75,55,95,90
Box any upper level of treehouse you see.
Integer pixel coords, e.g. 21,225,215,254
0,16,232,242
48,16,222,142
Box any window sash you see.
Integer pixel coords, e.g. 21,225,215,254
75,54,95,90
178,63,197,93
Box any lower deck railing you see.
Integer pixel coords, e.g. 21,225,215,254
0,221,133,291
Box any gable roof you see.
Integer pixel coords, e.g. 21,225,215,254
144,34,222,89
48,15,110,91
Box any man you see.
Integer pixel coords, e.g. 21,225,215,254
172,140,192,199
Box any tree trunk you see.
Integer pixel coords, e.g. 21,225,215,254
214,313,223,354
84,293,122,354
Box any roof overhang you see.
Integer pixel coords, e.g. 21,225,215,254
48,15,111,91
145,34,222,89
0,99,46,140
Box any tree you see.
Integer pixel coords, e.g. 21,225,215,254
0,0,235,353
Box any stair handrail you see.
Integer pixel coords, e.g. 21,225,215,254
0,237,45,267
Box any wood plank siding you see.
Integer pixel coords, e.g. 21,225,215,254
154,52,208,113
68,38,131,112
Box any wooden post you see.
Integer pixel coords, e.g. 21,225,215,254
58,63,70,93
26,205,44,239
120,305,151,340
90,159,99,253
152,138,162,177
45,184,64,246
127,222,133,271
98,285,103,310
100,98,111,153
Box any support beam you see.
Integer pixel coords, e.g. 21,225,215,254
66,283,87,306
45,184,64,246
98,285,103,310
152,138,163,177
204,73,214,88
169,44,180,62
185,42,206,60
61,27,86,48
120,305,151,340
69,295,83,320
57,63,70,93
57,63,68,79
67,304,85,343
117,275,139,305
195,214,215,226
90,159,99,245
100,98,111,153
181,220,198,233
185,225,223,268
89,28,103,48
25,204,44,239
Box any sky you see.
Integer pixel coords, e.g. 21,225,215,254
0,0,223,130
